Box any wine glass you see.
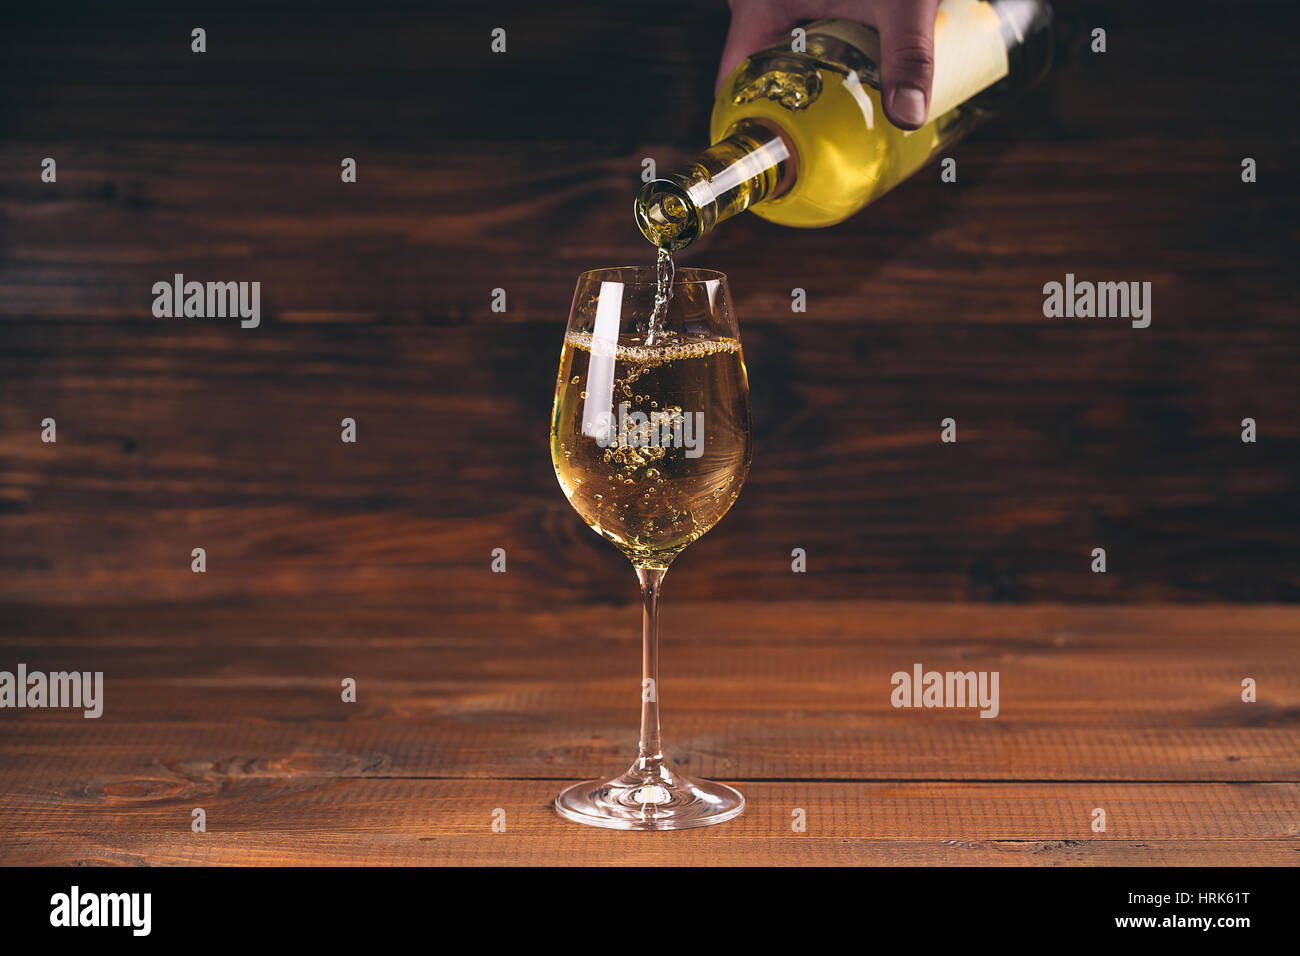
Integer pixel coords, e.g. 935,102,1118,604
549,265,752,830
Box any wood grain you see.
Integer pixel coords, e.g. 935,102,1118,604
1,602,1297,864
2,4,1297,603
2,1,1299,866
2,781,1296,866
1,317,1296,604
0,137,1294,326
2,601,1298,783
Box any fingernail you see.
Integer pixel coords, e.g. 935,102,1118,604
888,85,927,128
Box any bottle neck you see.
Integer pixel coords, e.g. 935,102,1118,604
635,120,793,251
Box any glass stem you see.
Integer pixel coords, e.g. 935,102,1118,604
634,564,666,772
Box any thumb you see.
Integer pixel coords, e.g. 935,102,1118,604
877,0,941,129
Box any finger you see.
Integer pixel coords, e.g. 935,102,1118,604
715,15,791,94
876,0,941,129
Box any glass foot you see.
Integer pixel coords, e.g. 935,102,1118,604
554,759,744,830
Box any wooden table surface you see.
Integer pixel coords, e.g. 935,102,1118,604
2,1,1298,866
1,600,1296,865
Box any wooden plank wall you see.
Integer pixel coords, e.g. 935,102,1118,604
1,0,1296,608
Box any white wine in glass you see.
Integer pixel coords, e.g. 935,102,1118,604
550,266,752,829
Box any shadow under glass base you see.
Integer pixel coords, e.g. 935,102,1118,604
554,759,744,831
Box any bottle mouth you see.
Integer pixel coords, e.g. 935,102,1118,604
635,178,704,252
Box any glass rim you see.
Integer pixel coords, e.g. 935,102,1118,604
575,265,728,287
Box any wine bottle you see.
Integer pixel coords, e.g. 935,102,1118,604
636,0,1053,250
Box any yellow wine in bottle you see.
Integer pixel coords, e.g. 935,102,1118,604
637,0,1053,249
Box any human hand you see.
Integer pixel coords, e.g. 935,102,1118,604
716,0,941,130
